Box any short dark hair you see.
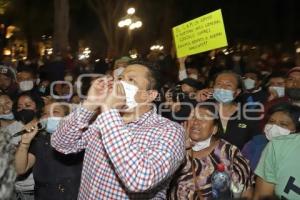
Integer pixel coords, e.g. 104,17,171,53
213,70,244,91
266,71,286,86
267,103,300,132
12,91,45,119
243,69,262,80
128,60,162,91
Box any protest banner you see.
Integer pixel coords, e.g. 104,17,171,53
173,9,228,58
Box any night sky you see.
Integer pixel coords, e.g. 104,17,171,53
5,0,300,55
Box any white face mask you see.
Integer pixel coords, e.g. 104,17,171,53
189,74,198,80
269,86,285,98
113,67,125,78
192,136,212,151
19,80,34,91
120,81,139,110
243,78,256,90
264,124,291,140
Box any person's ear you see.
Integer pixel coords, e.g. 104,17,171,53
257,80,262,86
235,89,241,97
147,90,158,102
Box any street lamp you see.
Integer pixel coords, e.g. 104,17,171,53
150,45,164,51
118,8,142,30
127,7,135,15
78,47,91,60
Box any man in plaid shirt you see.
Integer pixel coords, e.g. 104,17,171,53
51,61,186,199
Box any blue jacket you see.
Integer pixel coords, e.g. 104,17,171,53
241,134,268,171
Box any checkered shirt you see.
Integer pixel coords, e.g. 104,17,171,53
51,106,185,200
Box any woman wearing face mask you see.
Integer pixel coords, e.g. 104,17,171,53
242,103,300,171
11,91,44,200
0,94,26,146
0,94,15,128
12,91,44,125
168,104,254,200
15,102,83,200
254,104,300,200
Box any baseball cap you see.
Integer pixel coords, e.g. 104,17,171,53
0,65,16,80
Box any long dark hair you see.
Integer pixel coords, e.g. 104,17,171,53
12,91,44,119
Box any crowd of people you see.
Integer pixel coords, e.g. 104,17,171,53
1,44,300,200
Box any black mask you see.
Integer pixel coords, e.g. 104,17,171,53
15,109,36,124
286,88,300,101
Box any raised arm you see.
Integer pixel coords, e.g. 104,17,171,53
50,106,95,154
51,76,114,154
178,56,188,81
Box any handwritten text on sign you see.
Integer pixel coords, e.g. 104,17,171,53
173,9,228,58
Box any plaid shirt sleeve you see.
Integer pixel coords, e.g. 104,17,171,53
51,106,96,154
95,109,185,192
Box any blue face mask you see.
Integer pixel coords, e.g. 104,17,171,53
0,112,14,120
41,117,62,134
39,86,46,94
213,88,235,104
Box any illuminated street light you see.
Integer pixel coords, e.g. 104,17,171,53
118,8,142,31
78,47,91,60
129,49,138,59
130,54,138,59
124,18,132,26
135,21,142,28
3,48,11,56
127,8,135,15
118,21,125,28
150,44,164,51
45,48,53,55
129,23,136,30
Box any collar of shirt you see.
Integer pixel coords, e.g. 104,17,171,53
129,106,157,126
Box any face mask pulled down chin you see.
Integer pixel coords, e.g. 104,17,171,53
40,117,62,134
192,136,212,151
19,80,34,92
213,88,235,104
15,109,36,124
264,124,291,140
286,88,300,101
0,112,14,120
120,81,139,111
